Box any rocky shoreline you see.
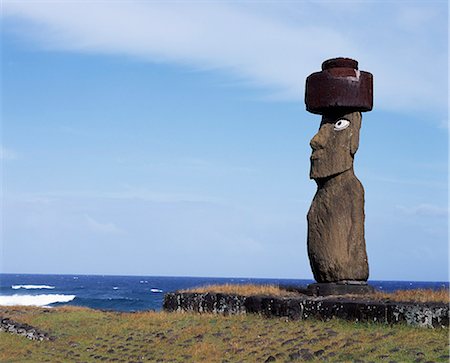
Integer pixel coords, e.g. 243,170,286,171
163,292,449,328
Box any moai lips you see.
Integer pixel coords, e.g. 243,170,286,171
305,58,374,291
305,57,373,115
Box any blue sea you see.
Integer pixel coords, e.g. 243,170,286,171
0,274,448,312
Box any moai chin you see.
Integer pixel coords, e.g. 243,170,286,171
304,57,374,295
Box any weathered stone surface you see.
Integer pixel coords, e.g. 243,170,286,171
307,282,375,296
163,292,246,315
305,57,374,286
163,292,450,328
305,57,373,115
0,317,53,341
309,111,361,179
307,111,369,282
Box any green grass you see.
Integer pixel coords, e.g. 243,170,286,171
1,306,449,362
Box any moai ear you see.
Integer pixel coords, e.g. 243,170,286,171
350,130,360,155
350,112,362,156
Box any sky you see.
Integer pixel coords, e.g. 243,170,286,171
1,1,448,281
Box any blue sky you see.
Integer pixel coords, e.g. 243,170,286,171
1,1,448,281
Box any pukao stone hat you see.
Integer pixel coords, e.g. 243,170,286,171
305,57,373,115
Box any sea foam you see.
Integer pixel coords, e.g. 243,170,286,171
12,285,55,290
0,294,75,306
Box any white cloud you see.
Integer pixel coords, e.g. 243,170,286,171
115,156,256,175
368,175,447,190
396,5,439,31
396,204,448,217
3,1,447,119
109,189,223,204
85,215,123,234
438,119,449,129
0,146,18,160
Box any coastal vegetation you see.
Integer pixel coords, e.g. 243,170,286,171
1,305,448,362
372,288,450,303
182,283,298,297
185,284,450,303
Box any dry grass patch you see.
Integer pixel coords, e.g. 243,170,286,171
372,288,449,303
185,284,449,303
183,283,298,297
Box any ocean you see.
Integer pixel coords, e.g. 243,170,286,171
0,274,448,312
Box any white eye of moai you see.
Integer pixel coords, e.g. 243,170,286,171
334,119,350,131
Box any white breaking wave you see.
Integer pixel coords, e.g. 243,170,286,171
150,288,163,293
12,285,55,290
0,294,76,306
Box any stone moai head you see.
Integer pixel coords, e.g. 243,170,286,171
305,58,373,179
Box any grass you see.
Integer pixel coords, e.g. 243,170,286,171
182,283,298,297
372,288,449,303
184,284,450,303
1,305,449,362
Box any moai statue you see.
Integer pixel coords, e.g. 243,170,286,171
304,58,374,295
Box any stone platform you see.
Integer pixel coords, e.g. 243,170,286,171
163,292,449,328
307,282,375,296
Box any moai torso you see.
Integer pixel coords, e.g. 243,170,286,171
308,168,368,282
305,59,373,284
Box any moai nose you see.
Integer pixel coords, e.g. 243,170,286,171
310,130,326,150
